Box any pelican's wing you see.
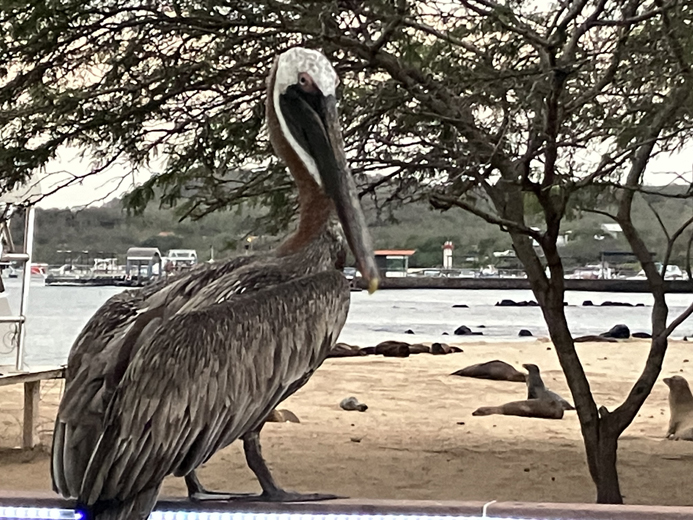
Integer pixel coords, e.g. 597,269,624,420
52,255,259,497
79,270,349,506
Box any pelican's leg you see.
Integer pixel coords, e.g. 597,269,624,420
241,430,343,502
185,470,255,502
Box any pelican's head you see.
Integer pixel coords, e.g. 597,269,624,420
269,47,379,292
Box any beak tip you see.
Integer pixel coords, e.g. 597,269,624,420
367,278,379,294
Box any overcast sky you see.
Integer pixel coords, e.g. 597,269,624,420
31,143,693,210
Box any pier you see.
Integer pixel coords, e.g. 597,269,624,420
354,276,693,293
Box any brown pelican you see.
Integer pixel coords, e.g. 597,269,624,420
51,47,378,519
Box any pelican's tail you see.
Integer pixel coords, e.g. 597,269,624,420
51,418,101,498
77,485,161,520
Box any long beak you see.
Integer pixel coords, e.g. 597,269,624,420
321,96,379,293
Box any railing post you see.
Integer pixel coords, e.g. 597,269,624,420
16,206,35,371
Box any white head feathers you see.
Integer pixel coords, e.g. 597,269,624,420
273,47,339,97
272,48,339,186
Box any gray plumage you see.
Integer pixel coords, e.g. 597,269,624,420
54,47,379,520
523,363,575,411
81,268,348,516
52,255,258,498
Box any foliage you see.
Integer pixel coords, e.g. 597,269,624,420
2,0,693,505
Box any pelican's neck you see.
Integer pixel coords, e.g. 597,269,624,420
276,176,333,256
266,61,334,256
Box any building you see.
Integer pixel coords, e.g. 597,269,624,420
374,249,416,278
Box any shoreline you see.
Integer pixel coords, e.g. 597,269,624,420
1,338,692,505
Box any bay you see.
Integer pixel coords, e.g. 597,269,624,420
0,277,690,370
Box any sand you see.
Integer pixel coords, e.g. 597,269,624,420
1,338,693,505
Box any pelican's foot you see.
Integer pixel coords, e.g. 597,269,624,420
190,491,257,502
257,490,344,503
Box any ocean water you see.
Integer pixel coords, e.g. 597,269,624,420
0,277,690,370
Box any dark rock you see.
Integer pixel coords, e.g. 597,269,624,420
600,301,633,307
408,343,430,354
454,325,484,336
636,303,645,307
452,304,469,308
431,342,451,355
455,325,472,335
582,300,594,306
452,360,526,382
404,329,415,334
340,397,368,412
684,336,688,342
442,332,449,335
327,343,367,358
574,335,618,343
477,325,486,328
600,324,630,339
496,299,538,307
450,346,464,353
360,346,377,355
375,341,410,357
632,332,652,339
518,329,533,337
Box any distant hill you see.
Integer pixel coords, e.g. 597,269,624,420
10,189,692,270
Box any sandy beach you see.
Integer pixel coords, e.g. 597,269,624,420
1,338,693,505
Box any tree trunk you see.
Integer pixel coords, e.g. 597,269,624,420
594,414,623,504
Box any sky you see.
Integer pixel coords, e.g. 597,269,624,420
29,143,693,209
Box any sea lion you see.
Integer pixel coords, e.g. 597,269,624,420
451,360,526,382
663,376,693,441
472,398,564,419
266,409,300,423
523,363,575,410
327,342,367,358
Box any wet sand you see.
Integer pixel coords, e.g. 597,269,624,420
1,339,692,505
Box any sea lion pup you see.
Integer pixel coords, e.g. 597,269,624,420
451,360,527,382
472,399,564,419
663,376,693,441
523,363,575,410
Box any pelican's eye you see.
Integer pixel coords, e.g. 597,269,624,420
297,72,318,93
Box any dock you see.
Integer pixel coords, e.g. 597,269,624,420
354,276,693,293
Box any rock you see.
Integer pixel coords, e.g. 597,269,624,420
450,346,464,353
684,336,688,342
636,303,645,307
374,341,410,357
452,304,469,308
582,300,593,306
431,342,451,355
327,343,367,358
518,329,533,337
574,335,618,343
360,346,377,355
408,343,430,354
600,301,633,307
442,332,449,335
340,397,368,412
496,299,538,307
477,325,486,328
600,324,630,339
454,325,483,336
632,332,652,339
266,409,300,423
404,329,415,334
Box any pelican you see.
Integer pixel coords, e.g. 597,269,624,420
51,47,379,520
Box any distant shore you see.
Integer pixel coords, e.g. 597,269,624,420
354,276,693,293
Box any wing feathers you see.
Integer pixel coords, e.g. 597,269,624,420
80,270,348,505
